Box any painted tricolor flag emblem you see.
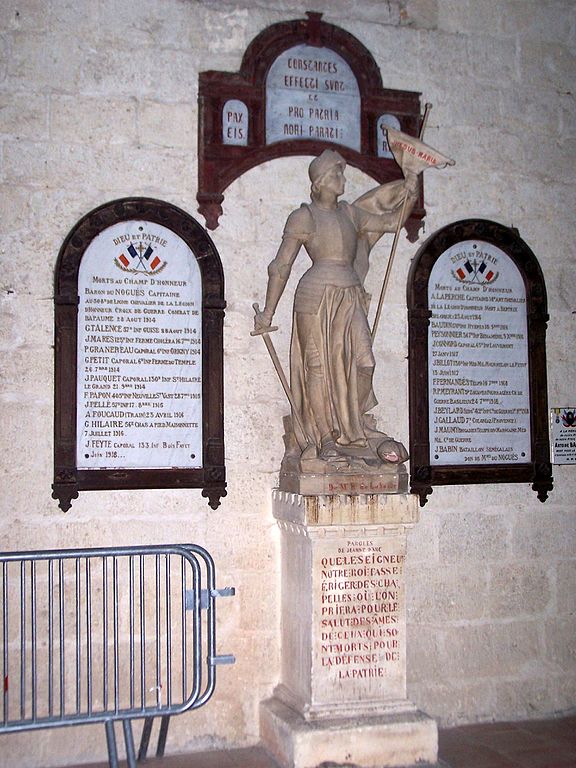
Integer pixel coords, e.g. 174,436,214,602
115,242,166,274
456,261,474,280
478,261,495,282
455,259,497,284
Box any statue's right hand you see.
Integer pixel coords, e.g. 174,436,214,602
251,303,278,336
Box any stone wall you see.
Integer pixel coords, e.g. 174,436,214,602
0,1,574,765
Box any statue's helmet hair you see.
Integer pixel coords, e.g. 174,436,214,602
308,149,347,188
308,149,346,200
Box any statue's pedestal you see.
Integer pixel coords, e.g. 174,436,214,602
260,491,439,768
279,464,408,496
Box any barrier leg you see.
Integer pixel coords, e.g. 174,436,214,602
105,720,119,768
138,716,154,761
123,719,137,768
156,715,170,757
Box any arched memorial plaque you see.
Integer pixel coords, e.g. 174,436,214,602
407,219,553,506
198,11,425,238
53,198,226,512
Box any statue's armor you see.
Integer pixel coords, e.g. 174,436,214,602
284,202,361,314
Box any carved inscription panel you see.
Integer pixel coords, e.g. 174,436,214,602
266,43,361,149
197,12,424,230
313,533,406,704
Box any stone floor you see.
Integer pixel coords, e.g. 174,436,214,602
73,714,576,768
438,715,576,767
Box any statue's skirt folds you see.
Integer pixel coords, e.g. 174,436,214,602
290,284,377,450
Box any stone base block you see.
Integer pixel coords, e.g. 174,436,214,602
279,468,408,496
260,696,439,768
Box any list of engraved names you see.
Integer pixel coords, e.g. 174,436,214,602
428,240,531,465
77,221,202,470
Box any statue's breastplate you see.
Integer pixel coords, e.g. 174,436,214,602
305,204,357,264
294,204,360,314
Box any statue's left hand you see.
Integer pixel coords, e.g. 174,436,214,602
404,171,419,197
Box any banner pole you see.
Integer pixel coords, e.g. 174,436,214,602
370,103,432,342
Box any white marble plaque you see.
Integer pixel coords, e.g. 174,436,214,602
266,44,360,150
376,114,400,158
222,99,248,146
77,221,202,470
550,408,576,464
428,240,531,465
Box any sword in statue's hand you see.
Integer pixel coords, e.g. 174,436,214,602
250,303,308,446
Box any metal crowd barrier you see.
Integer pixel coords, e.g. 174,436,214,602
0,544,235,766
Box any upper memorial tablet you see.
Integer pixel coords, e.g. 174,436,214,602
266,44,361,150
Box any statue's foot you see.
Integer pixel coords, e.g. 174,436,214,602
301,443,318,460
319,437,340,460
335,437,367,448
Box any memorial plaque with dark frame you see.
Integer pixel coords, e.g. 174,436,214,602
198,10,425,239
52,198,226,512
407,219,553,506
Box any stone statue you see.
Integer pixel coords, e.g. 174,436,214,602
253,149,419,489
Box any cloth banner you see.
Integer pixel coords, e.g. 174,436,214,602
387,127,455,175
